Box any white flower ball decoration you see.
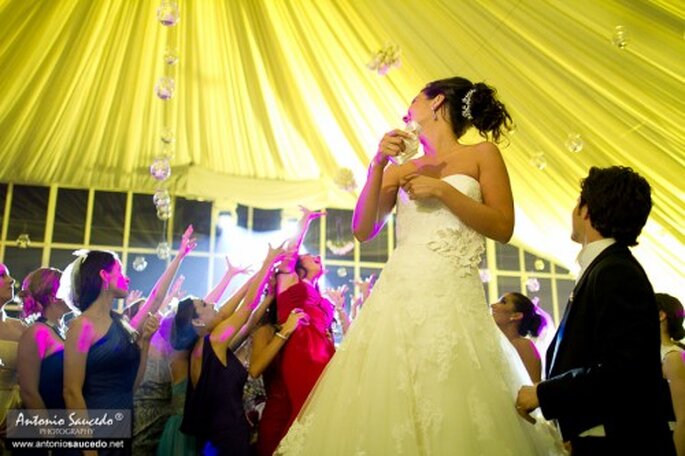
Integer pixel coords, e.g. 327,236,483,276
132,256,148,272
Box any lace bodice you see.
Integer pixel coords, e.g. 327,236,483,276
396,174,485,275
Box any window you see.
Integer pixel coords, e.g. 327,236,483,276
53,189,88,244
91,191,126,246
7,185,49,243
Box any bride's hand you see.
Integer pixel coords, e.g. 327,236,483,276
373,130,413,167
400,173,447,200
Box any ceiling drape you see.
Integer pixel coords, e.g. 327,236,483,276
0,0,683,298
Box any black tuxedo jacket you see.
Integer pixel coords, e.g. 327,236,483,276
537,243,673,454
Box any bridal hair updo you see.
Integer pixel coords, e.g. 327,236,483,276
422,77,512,143
19,268,62,319
509,292,546,338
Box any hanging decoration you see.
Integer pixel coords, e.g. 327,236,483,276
15,233,31,249
534,258,546,271
152,0,181,257
526,277,541,293
326,217,355,256
132,256,148,272
565,133,584,153
529,150,547,170
479,269,491,283
367,43,401,75
611,25,629,49
333,167,357,192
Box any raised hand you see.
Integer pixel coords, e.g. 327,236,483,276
374,129,414,167
125,289,143,306
355,274,376,300
226,256,252,277
178,225,198,257
399,173,447,200
299,205,326,221
266,241,287,264
326,285,349,311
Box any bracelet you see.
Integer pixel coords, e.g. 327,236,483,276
275,332,289,341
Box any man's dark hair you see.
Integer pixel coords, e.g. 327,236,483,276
579,166,651,246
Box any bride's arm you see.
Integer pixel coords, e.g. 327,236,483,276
400,143,514,243
353,130,411,241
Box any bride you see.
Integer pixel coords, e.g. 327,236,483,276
278,77,563,455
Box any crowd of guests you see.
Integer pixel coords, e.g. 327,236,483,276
0,211,378,455
0,212,682,455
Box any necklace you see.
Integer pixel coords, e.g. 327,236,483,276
37,316,66,340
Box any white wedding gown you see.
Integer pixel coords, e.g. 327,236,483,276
278,174,563,455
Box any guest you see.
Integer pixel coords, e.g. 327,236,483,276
17,268,71,410
0,263,25,452
157,259,251,456
656,293,685,456
516,166,674,455
491,292,545,382
180,244,285,455
256,208,335,456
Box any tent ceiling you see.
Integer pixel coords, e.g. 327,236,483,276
0,0,683,298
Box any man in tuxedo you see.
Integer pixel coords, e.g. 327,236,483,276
516,166,675,455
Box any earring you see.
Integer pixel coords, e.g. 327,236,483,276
431,108,437,120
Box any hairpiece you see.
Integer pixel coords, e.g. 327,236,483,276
461,88,476,120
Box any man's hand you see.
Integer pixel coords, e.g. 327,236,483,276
515,385,539,424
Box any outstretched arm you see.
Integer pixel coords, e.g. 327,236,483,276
131,226,197,331
204,257,251,305
209,244,285,353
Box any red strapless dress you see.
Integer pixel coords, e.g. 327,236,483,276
256,280,335,456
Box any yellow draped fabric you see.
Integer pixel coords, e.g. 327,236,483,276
0,0,683,297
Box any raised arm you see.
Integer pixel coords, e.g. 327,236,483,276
131,226,197,331
352,130,412,241
285,206,325,255
204,257,251,305
209,244,285,353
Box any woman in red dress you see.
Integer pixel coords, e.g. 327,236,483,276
255,209,335,456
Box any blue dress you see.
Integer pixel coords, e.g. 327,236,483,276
37,319,66,410
83,312,140,410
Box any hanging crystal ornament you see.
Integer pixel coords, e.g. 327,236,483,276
336,267,348,278
160,126,175,145
530,151,547,170
157,205,172,221
163,47,179,65
150,157,172,181
534,258,546,271
156,242,171,260
155,77,175,101
153,188,171,207
132,256,148,272
565,133,584,153
526,277,541,293
157,1,180,27
16,233,31,248
611,26,629,49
